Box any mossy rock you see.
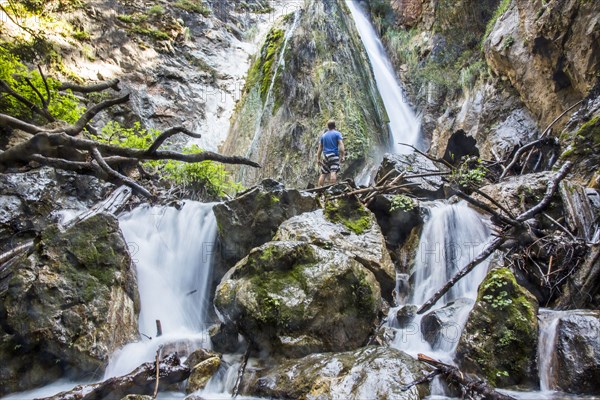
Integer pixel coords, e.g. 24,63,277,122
456,267,539,388
215,241,381,357
0,213,139,396
324,196,373,235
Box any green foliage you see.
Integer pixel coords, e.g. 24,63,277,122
130,26,171,41
245,28,285,102
173,0,211,16
390,195,416,212
147,4,166,16
0,48,83,123
72,29,90,41
482,0,512,48
450,157,488,188
117,13,148,24
90,122,242,197
324,198,372,234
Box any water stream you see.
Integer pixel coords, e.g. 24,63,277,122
388,202,492,363
345,0,421,155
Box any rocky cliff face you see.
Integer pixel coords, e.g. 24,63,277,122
222,0,390,188
371,0,600,164
0,214,139,395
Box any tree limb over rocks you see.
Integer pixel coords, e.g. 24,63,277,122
0,83,261,199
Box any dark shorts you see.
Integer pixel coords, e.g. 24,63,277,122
320,153,340,174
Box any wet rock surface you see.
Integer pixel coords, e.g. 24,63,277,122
554,310,600,394
421,298,474,350
456,267,539,388
375,153,445,200
241,346,429,400
0,167,110,254
0,214,139,395
214,241,381,358
212,179,318,268
275,206,396,301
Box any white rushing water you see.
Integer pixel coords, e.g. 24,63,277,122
389,202,492,363
538,309,563,392
345,0,421,153
105,202,217,378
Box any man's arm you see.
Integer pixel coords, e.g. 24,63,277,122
338,139,345,162
316,141,323,166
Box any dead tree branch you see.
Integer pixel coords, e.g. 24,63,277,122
418,162,574,313
0,79,54,122
62,94,130,136
36,353,190,400
58,79,121,93
416,354,516,400
146,126,202,154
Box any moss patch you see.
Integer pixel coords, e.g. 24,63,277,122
245,27,285,102
458,267,539,387
324,197,372,234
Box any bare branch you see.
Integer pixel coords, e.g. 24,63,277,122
146,126,202,154
61,94,131,136
0,113,46,134
90,147,153,199
516,162,573,222
58,79,121,94
0,79,55,122
23,76,48,109
499,138,555,180
37,65,52,105
398,143,453,169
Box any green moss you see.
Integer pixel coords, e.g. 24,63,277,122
324,198,372,234
244,28,285,102
173,0,211,16
482,0,512,48
468,267,538,386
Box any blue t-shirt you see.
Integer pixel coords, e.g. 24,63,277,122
320,130,343,156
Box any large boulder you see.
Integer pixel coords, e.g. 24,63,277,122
241,346,429,399
456,267,539,388
214,241,381,358
375,153,445,200
274,205,396,301
212,179,318,267
554,310,600,394
0,214,139,395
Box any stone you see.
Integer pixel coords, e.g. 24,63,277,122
241,346,429,399
395,304,419,329
184,348,221,369
421,298,474,351
120,396,153,400
186,356,221,393
208,323,241,354
212,179,318,267
214,241,381,357
274,203,396,301
0,213,139,396
456,267,539,388
375,153,445,200
554,310,600,394
484,0,600,130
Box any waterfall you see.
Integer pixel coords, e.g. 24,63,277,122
411,202,491,305
345,0,421,153
104,202,217,378
390,202,492,363
538,309,562,392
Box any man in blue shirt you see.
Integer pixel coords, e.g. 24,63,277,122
316,120,346,186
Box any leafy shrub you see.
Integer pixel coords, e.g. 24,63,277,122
90,121,242,197
0,48,83,123
390,195,416,212
450,157,488,188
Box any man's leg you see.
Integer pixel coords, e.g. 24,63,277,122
318,173,327,186
330,171,337,184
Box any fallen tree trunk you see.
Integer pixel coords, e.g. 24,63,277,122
36,353,190,400
416,354,516,400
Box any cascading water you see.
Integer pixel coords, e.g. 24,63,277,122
538,309,563,392
345,0,421,154
389,202,493,362
105,202,217,378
